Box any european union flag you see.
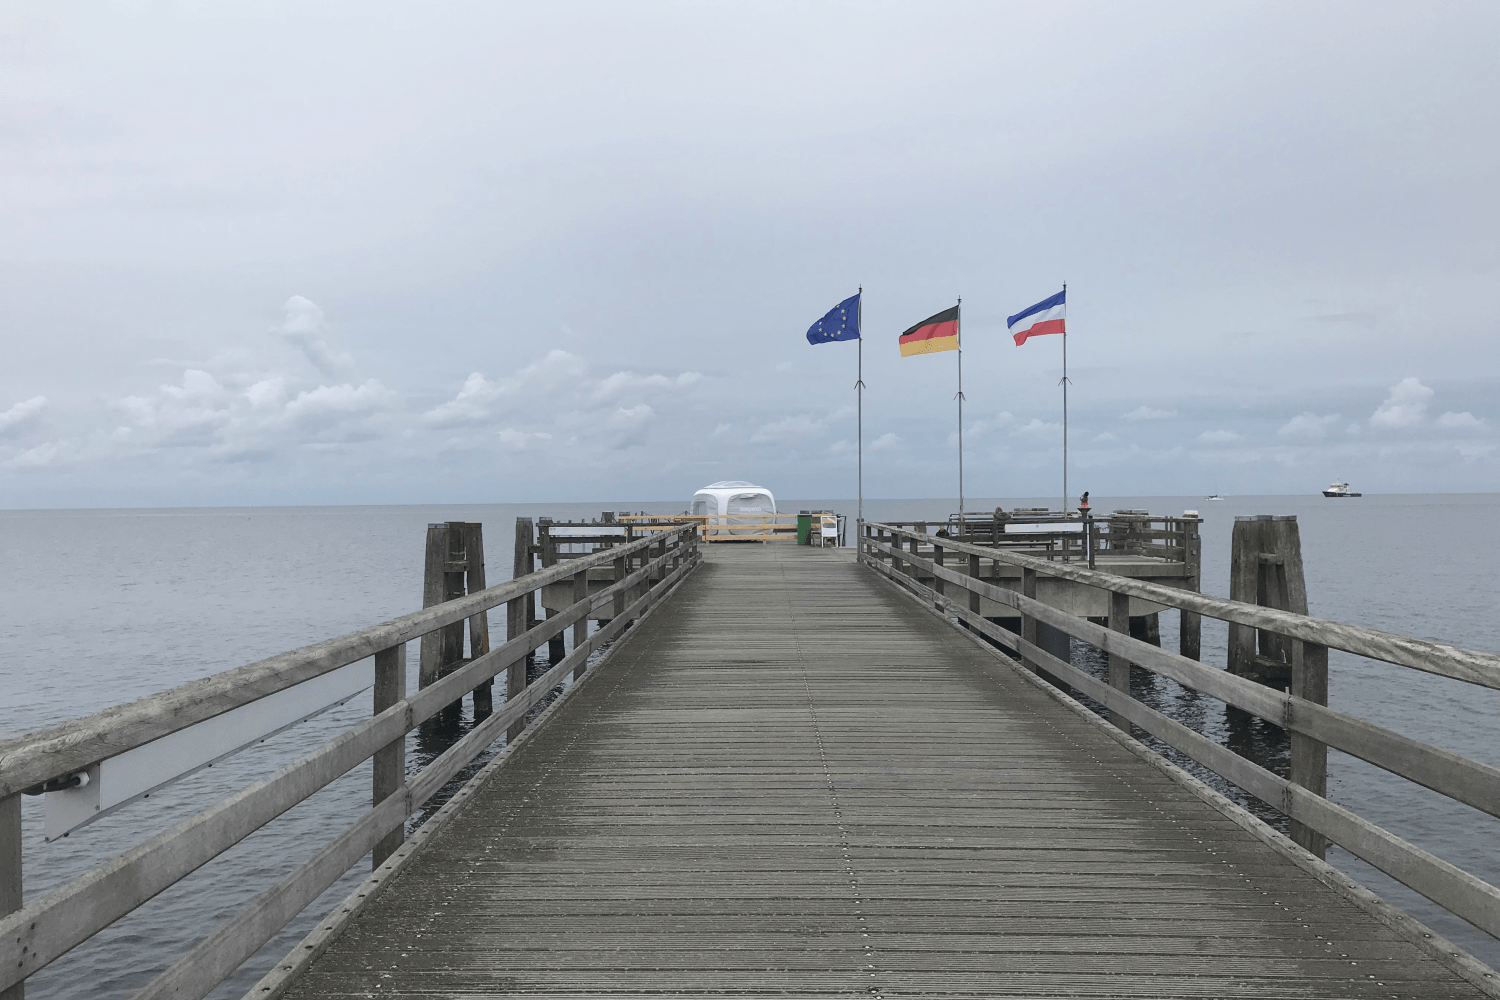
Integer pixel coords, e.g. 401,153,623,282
806,292,861,344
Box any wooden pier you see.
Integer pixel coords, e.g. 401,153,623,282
268,542,1490,998
5,518,1500,998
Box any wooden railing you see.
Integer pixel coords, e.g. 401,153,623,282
882,512,1200,567
859,520,1500,947
618,512,838,543
0,524,701,1000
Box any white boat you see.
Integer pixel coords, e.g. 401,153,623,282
1322,482,1362,498
1205,495,1225,501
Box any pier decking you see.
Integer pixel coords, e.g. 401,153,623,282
280,543,1484,998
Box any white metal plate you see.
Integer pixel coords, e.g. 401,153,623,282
45,659,374,840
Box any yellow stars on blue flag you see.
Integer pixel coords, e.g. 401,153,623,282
806,292,861,344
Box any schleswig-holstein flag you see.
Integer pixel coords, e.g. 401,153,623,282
1008,289,1066,345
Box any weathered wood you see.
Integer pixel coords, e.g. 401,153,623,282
1108,590,1130,731
932,541,945,599
1229,515,1308,686
1291,639,1330,859
571,569,589,680
967,552,980,616
1020,566,1038,672
417,523,448,690
279,542,1492,1000
462,523,492,717
1,793,19,1000
0,536,699,995
1180,516,1202,660
371,643,406,868
866,522,1500,691
508,517,535,744
866,534,1500,824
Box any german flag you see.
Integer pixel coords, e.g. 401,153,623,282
898,305,959,357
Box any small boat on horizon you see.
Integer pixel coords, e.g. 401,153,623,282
1205,495,1226,501
1323,482,1363,497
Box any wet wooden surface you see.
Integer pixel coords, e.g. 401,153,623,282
284,543,1485,998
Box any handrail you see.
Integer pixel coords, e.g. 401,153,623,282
859,521,1500,945
0,525,701,999
0,527,688,797
864,521,1500,690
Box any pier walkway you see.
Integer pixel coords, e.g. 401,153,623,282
281,543,1483,998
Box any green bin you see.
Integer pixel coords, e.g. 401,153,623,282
796,512,812,545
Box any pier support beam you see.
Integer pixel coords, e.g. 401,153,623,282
1180,515,1202,660
508,518,536,743
1228,515,1307,688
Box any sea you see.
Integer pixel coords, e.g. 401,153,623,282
3,492,1499,997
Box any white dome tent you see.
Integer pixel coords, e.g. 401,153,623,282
690,481,777,536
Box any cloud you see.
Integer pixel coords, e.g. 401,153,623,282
0,396,47,435
1011,418,1061,438
870,432,899,451
1092,432,1117,443
282,379,398,427
422,351,587,427
607,403,654,431
1437,411,1484,430
1279,412,1342,439
277,296,354,381
751,414,824,443
1370,377,1432,429
775,361,793,372
495,428,553,452
592,370,702,402
1198,429,1242,444
3,441,67,469
712,422,733,437
829,439,851,454
1123,405,1176,421
1457,442,1496,462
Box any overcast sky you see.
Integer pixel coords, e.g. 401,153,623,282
2,2,1496,508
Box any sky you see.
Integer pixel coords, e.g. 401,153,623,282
1,1,1497,508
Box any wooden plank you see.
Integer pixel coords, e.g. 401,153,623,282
1291,639,1329,860
1107,589,1129,731
462,523,492,717
1,793,18,1000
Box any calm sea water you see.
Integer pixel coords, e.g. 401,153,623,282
2,493,1498,995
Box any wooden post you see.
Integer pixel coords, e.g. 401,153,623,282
461,523,492,718
1180,515,1202,660
1020,567,1038,671
507,518,534,743
967,553,981,617
911,523,925,587
612,553,627,620
890,528,903,577
571,568,589,680
540,523,566,666
932,541,945,599
1229,515,1306,687
418,523,448,692
1,792,19,1000
1108,590,1131,731
372,642,406,868
1290,639,1330,859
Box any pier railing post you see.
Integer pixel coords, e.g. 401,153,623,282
890,527,903,577
540,522,566,666
908,525,923,587
932,540,945,599
372,642,407,868
419,523,468,722
462,523,492,718
1,792,19,1000
508,517,535,743
1020,567,1038,671
1180,515,1202,660
571,568,589,680
967,553,981,617
612,553,627,620
1290,639,1330,859
1108,590,1131,731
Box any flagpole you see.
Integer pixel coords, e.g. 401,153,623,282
856,286,864,524
956,297,965,517
1061,281,1069,513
